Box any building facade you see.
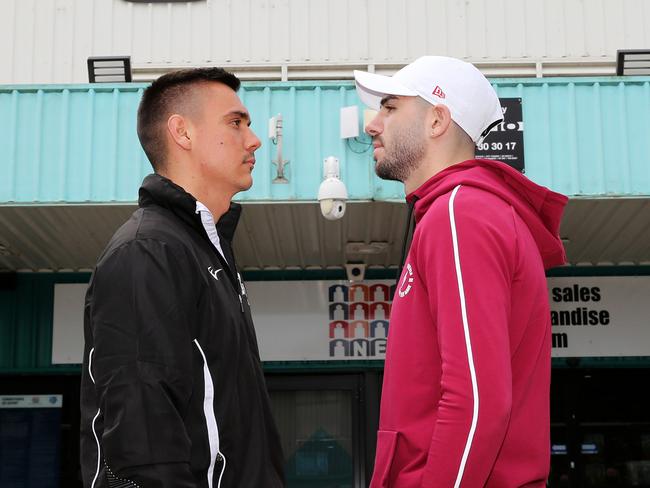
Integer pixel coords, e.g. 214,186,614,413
1,1,650,486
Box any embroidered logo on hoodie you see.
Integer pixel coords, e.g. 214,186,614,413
398,263,414,298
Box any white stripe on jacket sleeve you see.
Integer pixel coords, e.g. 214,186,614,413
88,348,102,488
448,185,480,488
194,339,226,488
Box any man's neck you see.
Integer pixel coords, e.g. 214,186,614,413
159,167,233,221
193,192,232,221
404,150,475,195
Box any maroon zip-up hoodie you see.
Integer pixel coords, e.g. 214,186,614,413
370,159,567,488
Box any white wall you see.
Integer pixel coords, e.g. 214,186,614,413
2,0,649,83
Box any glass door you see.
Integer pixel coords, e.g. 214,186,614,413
550,368,650,487
266,374,365,488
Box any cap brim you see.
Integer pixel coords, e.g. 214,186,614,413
353,70,418,110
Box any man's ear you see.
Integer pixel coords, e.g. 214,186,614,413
429,104,453,138
167,114,192,151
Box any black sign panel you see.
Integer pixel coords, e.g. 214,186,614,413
476,98,524,172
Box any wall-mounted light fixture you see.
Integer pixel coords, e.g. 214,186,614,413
345,263,366,282
87,56,132,83
268,114,289,183
616,49,650,76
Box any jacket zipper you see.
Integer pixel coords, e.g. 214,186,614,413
196,209,246,314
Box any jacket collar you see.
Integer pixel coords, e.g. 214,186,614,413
138,173,242,244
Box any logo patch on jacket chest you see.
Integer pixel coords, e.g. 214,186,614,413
398,263,414,298
208,266,222,281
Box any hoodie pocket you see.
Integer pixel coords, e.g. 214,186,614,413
370,430,398,487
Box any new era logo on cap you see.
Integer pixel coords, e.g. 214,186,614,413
432,86,446,99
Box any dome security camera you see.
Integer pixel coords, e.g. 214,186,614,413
318,157,348,221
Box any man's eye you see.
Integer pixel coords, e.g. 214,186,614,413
383,105,395,112
231,119,242,127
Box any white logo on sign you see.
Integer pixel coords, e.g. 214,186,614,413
208,266,222,281
398,263,414,298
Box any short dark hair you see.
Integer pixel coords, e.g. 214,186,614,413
137,67,240,172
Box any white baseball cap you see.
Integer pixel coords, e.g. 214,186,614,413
354,56,503,145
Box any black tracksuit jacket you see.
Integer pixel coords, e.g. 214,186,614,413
80,174,284,487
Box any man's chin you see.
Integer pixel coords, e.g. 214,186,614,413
374,160,387,175
233,177,253,194
375,161,402,182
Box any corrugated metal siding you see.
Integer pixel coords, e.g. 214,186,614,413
236,199,650,269
2,0,650,84
0,82,405,203
0,205,136,271
1,197,650,272
0,202,406,272
494,78,650,196
1,78,650,204
1,86,151,204
0,273,87,373
560,198,650,266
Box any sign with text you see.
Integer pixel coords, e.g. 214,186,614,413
476,97,524,172
0,395,62,488
547,276,650,358
0,395,63,409
51,277,650,363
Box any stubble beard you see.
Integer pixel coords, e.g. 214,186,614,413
374,124,427,183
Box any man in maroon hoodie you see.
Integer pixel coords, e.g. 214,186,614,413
354,57,568,487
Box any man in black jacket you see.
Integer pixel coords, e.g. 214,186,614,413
80,68,285,487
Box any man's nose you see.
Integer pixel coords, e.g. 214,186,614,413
247,129,262,152
365,114,382,137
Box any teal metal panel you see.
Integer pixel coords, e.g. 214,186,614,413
217,82,402,202
1,77,650,205
494,78,650,196
1,85,150,204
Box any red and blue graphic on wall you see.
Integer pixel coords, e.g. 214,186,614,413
328,283,395,358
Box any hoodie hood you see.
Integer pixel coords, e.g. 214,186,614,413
408,159,568,269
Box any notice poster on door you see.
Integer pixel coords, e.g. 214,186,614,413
0,395,63,488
